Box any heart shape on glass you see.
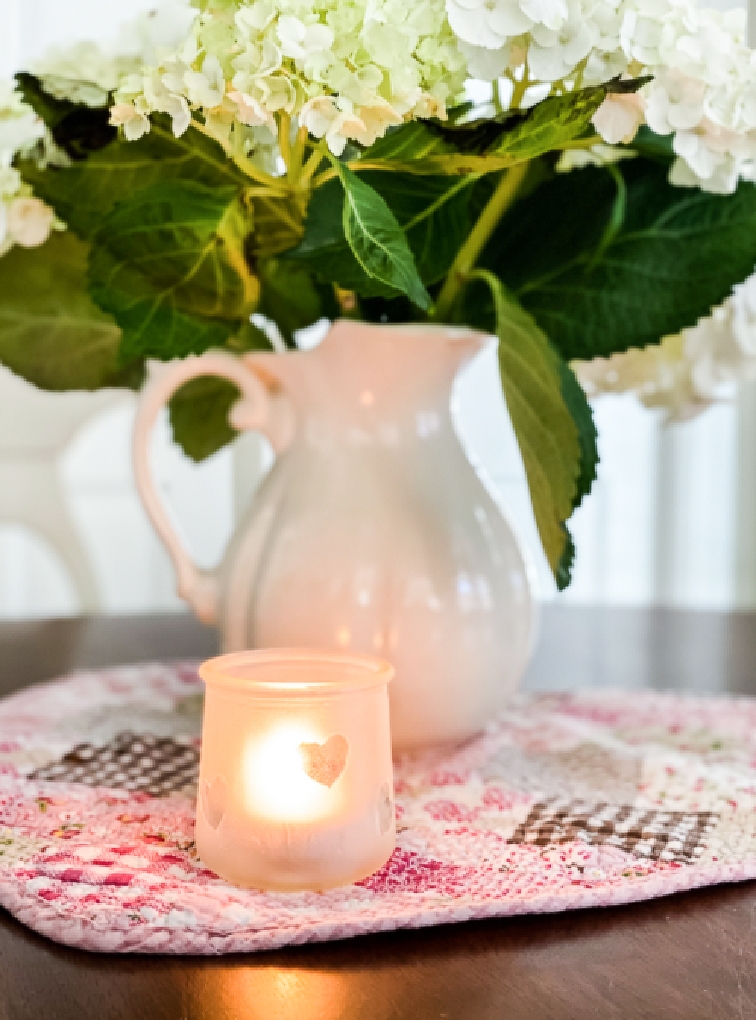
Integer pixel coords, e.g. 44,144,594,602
202,775,228,830
298,734,348,788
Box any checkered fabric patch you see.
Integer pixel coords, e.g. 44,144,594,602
28,732,199,797
510,799,719,864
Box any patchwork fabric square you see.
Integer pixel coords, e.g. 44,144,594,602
510,800,719,864
0,666,755,954
28,733,199,798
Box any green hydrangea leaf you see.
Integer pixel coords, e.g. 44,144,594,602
284,180,400,299
483,158,756,361
450,78,649,160
0,230,139,391
360,120,456,162
287,172,473,292
15,72,116,160
465,271,596,589
256,260,324,345
247,194,304,257
88,180,259,363
355,79,649,176
18,115,248,239
169,309,280,458
373,174,475,285
169,376,240,462
553,358,599,587
490,87,607,162
334,162,430,309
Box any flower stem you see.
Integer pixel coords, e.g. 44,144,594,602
510,72,531,111
299,141,328,188
278,112,292,172
288,126,309,186
434,160,530,322
191,118,284,190
493,80,504,116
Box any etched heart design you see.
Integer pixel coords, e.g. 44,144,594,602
298,735,348,788
201,775,227,830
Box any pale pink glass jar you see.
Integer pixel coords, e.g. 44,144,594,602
196,649,395,891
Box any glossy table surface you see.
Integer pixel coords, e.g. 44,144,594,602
1,606,755,1019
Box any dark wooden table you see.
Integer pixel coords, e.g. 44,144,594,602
1,607,756,1019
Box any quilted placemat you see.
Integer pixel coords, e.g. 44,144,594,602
1,663,755,954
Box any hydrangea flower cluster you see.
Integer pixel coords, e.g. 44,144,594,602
110,0,756,194
0,83,54,255
35,2,196,109
112,0,467,155
593,2,756,194
576,274,756,421
447,0,756,194
0,2,196,260
34,43,144,109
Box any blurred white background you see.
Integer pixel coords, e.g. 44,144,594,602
0,0,754,619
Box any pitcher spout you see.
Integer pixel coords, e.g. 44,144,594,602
442,326,497,369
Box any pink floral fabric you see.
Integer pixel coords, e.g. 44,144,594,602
1,663,755,954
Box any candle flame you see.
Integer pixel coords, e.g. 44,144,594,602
244,724,336,822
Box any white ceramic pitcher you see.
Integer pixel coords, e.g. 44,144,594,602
133,320,535,748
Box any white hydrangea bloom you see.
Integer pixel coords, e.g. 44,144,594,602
34,44,142,108
110,102,151,141
0,82,44,156
33,2,196,107
592,92,645,144
575,275,756,421
445,0,756,196
0,0,173,254
6,197,55,248
109,0,756,196
556,141,636,170
446,0,532,50
592,3,756,194
0,83,54,256
113,0,468,153
118,2,197,67
575,335,707,421
458,41,512,82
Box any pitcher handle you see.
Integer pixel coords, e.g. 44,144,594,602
132,351,289,625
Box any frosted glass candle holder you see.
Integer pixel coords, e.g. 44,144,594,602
196,649,395,891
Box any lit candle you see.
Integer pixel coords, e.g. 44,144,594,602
196,649,395,891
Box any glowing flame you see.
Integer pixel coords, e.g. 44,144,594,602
243,724,336,822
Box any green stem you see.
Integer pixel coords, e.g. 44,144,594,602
572,56,589,91
192,118,284,191
434,160,530,322
288,126,309,186
278,112,292,173
299,142,328,187
493,80,504,116
510,73,531,111
466,267,506,320
311,166,338,188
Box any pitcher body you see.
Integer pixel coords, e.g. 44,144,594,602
134,321,535,748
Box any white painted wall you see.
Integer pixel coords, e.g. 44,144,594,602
0,0,750,618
